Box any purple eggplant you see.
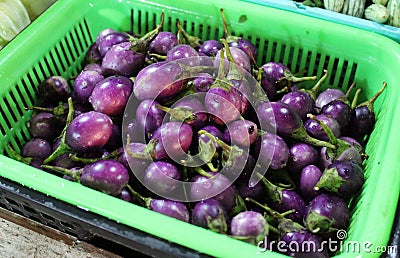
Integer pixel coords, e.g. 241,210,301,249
205,86,243,125
193,72,214,93
198,39,222,57
101,14,164,76
191,199,228,233
37,76,69,105
190,172,237,211
226,119,258,147
43,101,114,165
135,99,166,135
89,75,133,116
101,40,147,77
230,211,268,245
280,70,329,120
278,219,329,257
150,121,193,161
85,43,102,64
260,62,317,91
72,70,104,103
159,94,208,129
253,133,290,170
280,91,314,121
304,194,350,234
66,111,113,153
347,82,387,139
166,44,200,66
95,28,126,55
304,114,341,142
143,161,181,196
149,31,178,55
315,160,364,199
43,160,129,196
299,165,323,202
7,138,52,170
148,199,190,222
214,46,251,73
321,99,352,130
127,185,191,222
219,8,256,61
83,63,103,74
117,187,134,203
27,112,62,142
257,102,335,150
287,143,319,174
97,31,129,57
315,88,345,110
133,60,212,103
258,175,306,223
21,138,52,161
308,114,364,168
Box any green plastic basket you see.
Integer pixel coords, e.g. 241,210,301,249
0,0,399,257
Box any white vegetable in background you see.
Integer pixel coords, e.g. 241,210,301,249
342,0,366,17
20,0,56,20
324,0,345,12
387,0,400,27
372,0,389,6
0,0,30,50
364,4,390,23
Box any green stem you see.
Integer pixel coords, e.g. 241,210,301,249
255,174,282,203
69,148,121,164
206,162,219,173
245,197,295,220
130,12,164,53
291,126,336,149
43,98,75,164
148,53,166,60
221,38,243,82
220,8,233,41
307,113,338,145
177,21,202,48
198,130,231,153
155,104,197,123
5,144,32,164
41,165,81,182
351,88,362,109
126,184,147,207
194,167,214,178
357,82,387,111
307,69,328,99
125,134,155,160
344,81,356,100
217,46,226,80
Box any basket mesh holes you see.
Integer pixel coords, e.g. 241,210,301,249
4,197,19,208
70,28,84,56
49,49,63,76
54,44,69,73
59,220,76,231
41,212,57,224
19,80,35,104
0,100,15,132
21,204,38,217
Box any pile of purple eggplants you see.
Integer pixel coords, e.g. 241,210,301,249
7,9,388,257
